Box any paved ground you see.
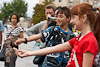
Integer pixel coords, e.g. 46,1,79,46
0,32,38,67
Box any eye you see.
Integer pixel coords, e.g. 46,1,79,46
71,16,75,19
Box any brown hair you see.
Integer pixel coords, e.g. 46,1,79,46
70,3,95,27
70,3,100,50
45,4,56,12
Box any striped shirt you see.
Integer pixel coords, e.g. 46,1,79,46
6,26,23,38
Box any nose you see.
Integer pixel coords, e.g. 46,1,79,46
70,19,73,24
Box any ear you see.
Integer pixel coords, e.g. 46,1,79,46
83,14,87,22
66,17,71,22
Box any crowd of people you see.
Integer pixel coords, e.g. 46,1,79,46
0,2,100,67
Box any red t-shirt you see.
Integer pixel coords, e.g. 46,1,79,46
66,32,98,67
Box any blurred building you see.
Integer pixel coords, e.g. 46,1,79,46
39,0,100,8
17,17,32,29
25,18,33,28
17,17,25,29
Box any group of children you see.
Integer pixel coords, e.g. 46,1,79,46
3,2,100,67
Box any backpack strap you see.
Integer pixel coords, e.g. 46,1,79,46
66,29,72,41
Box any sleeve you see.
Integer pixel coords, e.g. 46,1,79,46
18,26,23,32
41,26,53,43
26,22,42,36
0,22,4,31
69,37,76,47
82,40,97,55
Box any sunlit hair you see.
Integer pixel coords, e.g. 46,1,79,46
70,3,95,27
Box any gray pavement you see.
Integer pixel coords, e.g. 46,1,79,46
0,32,38,67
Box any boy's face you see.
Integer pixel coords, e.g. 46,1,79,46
57,13,70,26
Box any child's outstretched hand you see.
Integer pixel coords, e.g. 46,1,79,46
14,49,29,58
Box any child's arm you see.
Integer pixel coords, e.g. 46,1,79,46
15,33,42,46
16,41,72,58
83,52,94,67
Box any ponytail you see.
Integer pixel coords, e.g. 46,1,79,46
93,7,100,50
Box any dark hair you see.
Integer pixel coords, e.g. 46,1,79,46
93,8,100,49
10,12,19,23
57,6,70,18
45,4,56,12
54,6,61,12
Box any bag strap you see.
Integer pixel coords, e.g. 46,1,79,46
7,26,18,38
66,29,72,41
73,50,79,67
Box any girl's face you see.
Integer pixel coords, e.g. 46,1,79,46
57,13,68,26
70,15,83,31
11,15,17,25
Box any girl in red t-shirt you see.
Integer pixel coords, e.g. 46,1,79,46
15,3,100,67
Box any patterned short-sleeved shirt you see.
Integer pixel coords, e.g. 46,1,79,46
41,26,72,66
6,26,23,38
41,26,68,47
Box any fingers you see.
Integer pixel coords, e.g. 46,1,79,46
14,40,21,46
15,50,28,58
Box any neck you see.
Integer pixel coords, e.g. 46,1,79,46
60,24,68,32
79,24,91,40
11,24,18,28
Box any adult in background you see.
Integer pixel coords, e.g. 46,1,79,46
26,4,56,67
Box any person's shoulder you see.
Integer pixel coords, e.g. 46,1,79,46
0,20,3,24
40,20,47,23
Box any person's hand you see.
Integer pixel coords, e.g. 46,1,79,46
36,39,41,43
46,14,51,20
15,50,29,58
15,38,24,46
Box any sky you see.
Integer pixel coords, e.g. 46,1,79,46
0,0,39,18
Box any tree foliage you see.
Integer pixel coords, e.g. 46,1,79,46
32,0,54,25
0,0,28,22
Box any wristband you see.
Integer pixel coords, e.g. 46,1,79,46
24,38,27,44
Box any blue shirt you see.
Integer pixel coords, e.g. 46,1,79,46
0,20,4,31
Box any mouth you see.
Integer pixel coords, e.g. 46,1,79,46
58,20,61,24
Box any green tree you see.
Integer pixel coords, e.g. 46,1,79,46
0,12,3,20
0,0,28,22
32,0,54,25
